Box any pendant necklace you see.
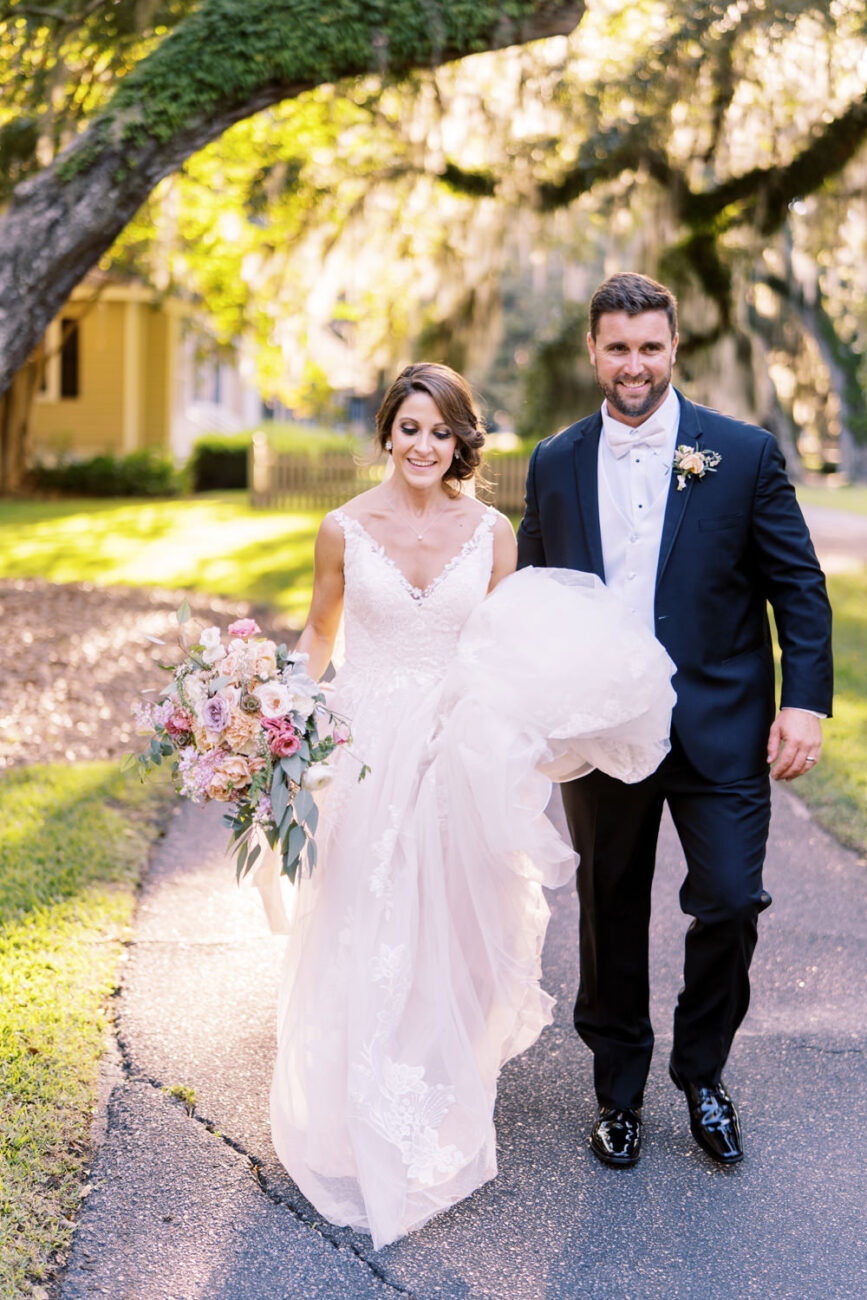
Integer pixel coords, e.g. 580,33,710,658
399,503,450,541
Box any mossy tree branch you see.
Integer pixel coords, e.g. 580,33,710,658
0,0,583,431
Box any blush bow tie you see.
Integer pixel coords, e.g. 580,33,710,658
604,418,669,459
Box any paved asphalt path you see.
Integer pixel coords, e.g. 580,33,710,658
59,510,867,1300
59,782,866,1300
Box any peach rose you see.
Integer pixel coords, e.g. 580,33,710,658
207,754,253,801
223,707,262,756
252,642,278,680
678,451,706,475
222,648,249,682
192,723,219,752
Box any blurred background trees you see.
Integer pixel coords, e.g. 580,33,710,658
3,0,867,487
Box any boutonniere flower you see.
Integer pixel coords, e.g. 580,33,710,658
672,444,722,491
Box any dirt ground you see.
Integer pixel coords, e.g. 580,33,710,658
0,581,293,769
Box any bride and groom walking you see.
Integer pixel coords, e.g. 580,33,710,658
268,272,833,1248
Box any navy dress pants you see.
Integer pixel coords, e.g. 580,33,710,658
560,732,771,1111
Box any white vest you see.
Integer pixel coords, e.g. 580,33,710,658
598,460,669,631
597,387,680,631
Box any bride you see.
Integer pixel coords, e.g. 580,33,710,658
269,363,675,1248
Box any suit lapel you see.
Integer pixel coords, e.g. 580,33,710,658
656,390,701,589
572,417,606,579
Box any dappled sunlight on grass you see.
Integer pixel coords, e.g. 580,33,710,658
794,569,867,854
0,493,322,624
0,763,174,1292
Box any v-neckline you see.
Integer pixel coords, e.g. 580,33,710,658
338,509,494,604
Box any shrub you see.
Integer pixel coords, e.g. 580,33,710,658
31,450,182,497
188,434,251,491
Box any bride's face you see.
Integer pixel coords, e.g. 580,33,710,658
390,392,457,487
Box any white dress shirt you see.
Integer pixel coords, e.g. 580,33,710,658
597,385,680,631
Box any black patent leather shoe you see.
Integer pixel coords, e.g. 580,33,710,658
589,1106,642,1167
669,1063,743,1164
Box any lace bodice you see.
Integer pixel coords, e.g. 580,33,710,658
331,507,497,695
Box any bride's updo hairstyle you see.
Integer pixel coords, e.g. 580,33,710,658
376,363,485,494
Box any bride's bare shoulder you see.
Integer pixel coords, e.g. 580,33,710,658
329,486,388,526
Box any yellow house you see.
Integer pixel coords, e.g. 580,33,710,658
30,273,262,463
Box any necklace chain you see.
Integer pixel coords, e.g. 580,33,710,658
397,503,450,541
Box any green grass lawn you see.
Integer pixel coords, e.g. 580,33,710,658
0,763,174,1296
0,493,323,625
794,570,867,855
796,482,867,515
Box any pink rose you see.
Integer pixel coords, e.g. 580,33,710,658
262,716,301,757
165,708,194,738
228,618,260,639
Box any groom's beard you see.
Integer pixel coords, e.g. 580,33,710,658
594,365,672,423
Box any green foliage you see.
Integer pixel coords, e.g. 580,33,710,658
516,307,599,441
188,435,251,491
814,299,867,447
30,450,183,498
0,762,174,1294
54,0,552,179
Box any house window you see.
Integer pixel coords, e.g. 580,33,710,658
60,317,80,398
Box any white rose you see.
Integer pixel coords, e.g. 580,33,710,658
285,672,319,721
200,626,222,648
183,674,208,717
253,681,292,719
202,642,226,666
301,762,335,792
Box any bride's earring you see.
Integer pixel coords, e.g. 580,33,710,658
385,440,392,452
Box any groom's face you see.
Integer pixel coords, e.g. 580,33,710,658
587,310,678,427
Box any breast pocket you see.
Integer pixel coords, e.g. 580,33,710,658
698,512,744,532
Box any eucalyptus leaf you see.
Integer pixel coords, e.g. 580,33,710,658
144,634,167,645
271,774,289,825
177,599,191,624
236,840,249,877
304,802,319,837
119,752,137,774
285,821,306,867
298,737,311,762
306,837,317,872
280,754,303,785
247,843,261,872
293,787,315,826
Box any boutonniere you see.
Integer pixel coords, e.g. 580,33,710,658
672,444,722,491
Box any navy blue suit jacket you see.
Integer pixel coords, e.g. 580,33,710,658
516,391,834,783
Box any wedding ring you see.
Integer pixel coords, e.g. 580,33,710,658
805,756,817,763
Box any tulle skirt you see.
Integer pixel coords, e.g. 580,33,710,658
269,568,675,1247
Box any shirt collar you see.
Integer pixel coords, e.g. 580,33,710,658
600,385,680,451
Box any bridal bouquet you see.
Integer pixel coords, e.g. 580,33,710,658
127,602,366,883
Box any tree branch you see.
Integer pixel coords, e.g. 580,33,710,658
0,0,584,404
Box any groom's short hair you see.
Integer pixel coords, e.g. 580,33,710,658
589,273,678,339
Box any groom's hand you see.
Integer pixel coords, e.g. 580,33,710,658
767,708,823,781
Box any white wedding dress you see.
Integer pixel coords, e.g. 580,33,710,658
270,506,675,1249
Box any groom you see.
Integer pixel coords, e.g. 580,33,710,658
517,272,833,1167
